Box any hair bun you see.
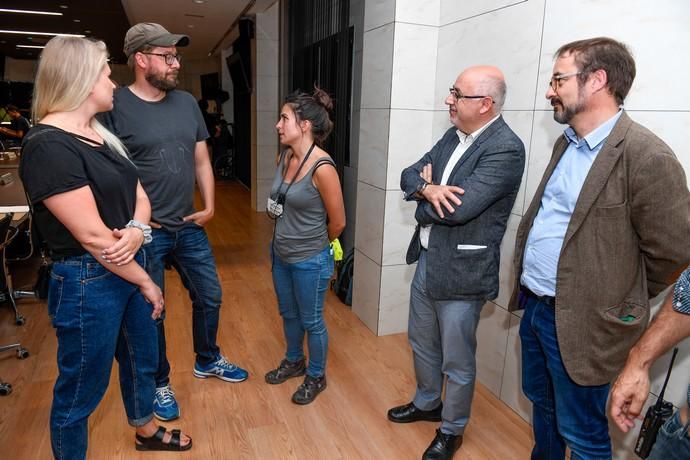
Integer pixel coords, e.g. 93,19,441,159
312,86,333,112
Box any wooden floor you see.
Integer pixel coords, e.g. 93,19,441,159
0,181,533,459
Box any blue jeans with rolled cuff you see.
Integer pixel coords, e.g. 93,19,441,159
271,245,333,378
145,225,223,387
48,251,157,460
519,292,611,460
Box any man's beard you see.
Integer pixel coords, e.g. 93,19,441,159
145,71,178,91
551,87,586,125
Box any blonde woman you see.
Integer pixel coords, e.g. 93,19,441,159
19,37,191,458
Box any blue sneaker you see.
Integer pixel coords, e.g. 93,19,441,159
153,384,180,421
193,355,248,382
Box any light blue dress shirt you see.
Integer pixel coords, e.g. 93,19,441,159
521,110,623,297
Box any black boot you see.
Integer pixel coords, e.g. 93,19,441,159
291,374,327,405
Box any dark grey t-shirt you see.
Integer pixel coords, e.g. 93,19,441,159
270,152,334,263
99,88,208,230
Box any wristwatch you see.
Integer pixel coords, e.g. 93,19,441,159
126,219,153,245
418,181,430,195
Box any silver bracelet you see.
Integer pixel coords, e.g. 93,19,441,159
125,219,153,245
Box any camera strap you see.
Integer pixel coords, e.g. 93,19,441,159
275,142,316,204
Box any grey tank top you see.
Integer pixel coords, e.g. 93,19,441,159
270,150,335,263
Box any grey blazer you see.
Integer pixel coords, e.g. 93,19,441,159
401,116,525,300
509,112,690,385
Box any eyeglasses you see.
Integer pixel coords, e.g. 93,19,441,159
140,52,182,66
548,71,582,91
448,87,493,103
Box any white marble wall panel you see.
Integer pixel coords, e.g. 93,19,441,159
355,181,386,264
539,0,690,112
500,312,532,422
386,109,436,190
624,111,690,178
364,0,396,32
256,145,278,180
395,0,440,27
255,2,279,42
391,24,438,111
381,192,417,266
255,35,279,78
523,110,565,208
256,179,273,213
256,112,279,148
432,110,452,142
378,264,417,335
500,110,535,216
361,23,395,109
436,0,544,111
476,301,511,397
352,249,383,334
358,109,391,188
255,75,279,111
494,213,520,310
440,0,527,27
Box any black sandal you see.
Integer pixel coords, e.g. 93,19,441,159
135,426,193,451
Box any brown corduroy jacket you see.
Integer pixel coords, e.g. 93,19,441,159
509,111,690,386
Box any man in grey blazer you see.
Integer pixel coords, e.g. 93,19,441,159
510,37,690,459
389,65,525,460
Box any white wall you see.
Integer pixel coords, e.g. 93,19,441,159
253,1,280,211
356,0,690,456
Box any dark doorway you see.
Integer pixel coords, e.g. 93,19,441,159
229,18,253,188
287,0,353,181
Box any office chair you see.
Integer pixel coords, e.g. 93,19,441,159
0,213,30,396
0,213,26,324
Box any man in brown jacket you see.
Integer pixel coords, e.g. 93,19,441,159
510,37,690,459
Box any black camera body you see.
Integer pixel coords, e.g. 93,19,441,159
634,401,674,458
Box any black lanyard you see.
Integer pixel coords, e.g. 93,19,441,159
276,142,316,205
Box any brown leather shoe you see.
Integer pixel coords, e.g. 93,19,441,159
422,429,462,460
387,401,443,423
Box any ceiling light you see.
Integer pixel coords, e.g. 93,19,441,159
17,45,45,49
59,5,69,9
193,0,206,4
0,8,63,16
84,30,92,34
0,30,85,38
73,19,81,23
188,24,195,28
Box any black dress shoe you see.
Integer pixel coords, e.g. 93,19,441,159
387,401,442,423
422,429,462,460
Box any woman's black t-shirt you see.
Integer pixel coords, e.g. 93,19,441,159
19,124,139,258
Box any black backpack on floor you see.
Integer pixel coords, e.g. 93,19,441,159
333,249,354,306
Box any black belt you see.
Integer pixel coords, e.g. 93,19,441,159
521,286,555,308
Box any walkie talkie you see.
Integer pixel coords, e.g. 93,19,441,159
634,347,679,458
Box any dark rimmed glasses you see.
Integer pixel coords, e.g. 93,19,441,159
448,87,494,103
140,52,182,66
548,71,582,91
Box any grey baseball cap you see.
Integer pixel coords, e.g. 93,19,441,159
123,22,190,57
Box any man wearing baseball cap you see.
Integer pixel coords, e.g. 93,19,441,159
100,23,248,422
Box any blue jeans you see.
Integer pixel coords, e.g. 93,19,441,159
271,245,333,377
408,249,484,436
648,410,690,460
146,225,222,386
519,294,611,460
48,252,157,460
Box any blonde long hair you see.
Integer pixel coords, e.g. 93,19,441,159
32,36,128,157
